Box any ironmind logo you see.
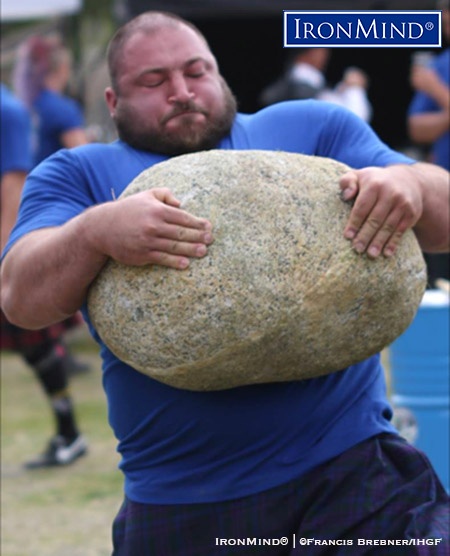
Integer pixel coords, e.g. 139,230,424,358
284,11,442,48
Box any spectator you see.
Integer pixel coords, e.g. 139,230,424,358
259,47,372,122
0,83,87,469
407,0,450,285
13,33,89,165
12,33,92,372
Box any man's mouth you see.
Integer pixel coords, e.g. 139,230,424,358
162,107,207,124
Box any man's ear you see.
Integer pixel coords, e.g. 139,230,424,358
105,87,117,118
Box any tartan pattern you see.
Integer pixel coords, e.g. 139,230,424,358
0,310,82,352
112,433,449,556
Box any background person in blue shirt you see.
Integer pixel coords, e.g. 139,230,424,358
408,0,449,171
0,83,87,469
12,32,93,376
1,12,449,555
408,0,449,287
13,33,89,165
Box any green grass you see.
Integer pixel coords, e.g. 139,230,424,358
1,341,123,556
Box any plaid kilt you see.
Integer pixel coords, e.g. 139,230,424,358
0,309,82,352
112,433,449,556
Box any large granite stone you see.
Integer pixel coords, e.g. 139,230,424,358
87,150,426,390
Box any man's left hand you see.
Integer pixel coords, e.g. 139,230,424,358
339,165,423,258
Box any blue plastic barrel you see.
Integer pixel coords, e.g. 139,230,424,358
389,289,449,493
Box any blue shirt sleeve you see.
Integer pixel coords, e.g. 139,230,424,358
52,96,85,132
2,148,94,259
0,88,33,176
408,48,450,116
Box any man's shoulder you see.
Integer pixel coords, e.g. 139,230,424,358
64,139,129,159
235,100,347,132
34,140,131,173
40,140,164,195
245,99,340,119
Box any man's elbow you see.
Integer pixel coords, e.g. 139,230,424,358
2,283,21,328
419,237,450,254
415,224,450,255
0,268,40,330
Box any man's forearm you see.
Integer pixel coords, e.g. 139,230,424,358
1,209,108,329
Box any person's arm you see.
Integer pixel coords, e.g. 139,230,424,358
408,63,450,144
408,110,450,144
410,65,450,110
340,162,450,258
1,188,213,330
0,171,27,253
60,127,89,148
1,89,32,252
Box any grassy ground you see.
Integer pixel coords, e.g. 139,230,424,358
1,330,123,556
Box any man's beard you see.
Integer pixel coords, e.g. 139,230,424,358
114,80,237,156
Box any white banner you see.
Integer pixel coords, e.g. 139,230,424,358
1,0,83,21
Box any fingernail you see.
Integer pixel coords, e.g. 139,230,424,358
196,245,207,256
345,228,356,240
354,242,365,254
179,258,189,269
204,233,212,244
341,188,353,201
368,246,380,258
384,246,394,257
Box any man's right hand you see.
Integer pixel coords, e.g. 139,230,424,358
84,187,213,269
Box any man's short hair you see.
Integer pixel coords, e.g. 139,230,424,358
106,11,209,92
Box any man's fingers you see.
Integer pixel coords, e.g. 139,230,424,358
339,165,426,257
163,202,212,232
363,211,404,258
148,188,212,231
381,219,410,258
343,188,378,241
146,236,211,269
349,200,414,258
339,171,359,202
156,222,213,245
151,187,181,208
148,251,191,270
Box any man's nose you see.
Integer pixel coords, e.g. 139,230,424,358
167,74,194,104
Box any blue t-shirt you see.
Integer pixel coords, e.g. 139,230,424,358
32,88,85,165
0,83,33,177
4,100,415,504
408,48,450,170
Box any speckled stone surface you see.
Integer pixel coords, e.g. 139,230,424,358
87,150,427,391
